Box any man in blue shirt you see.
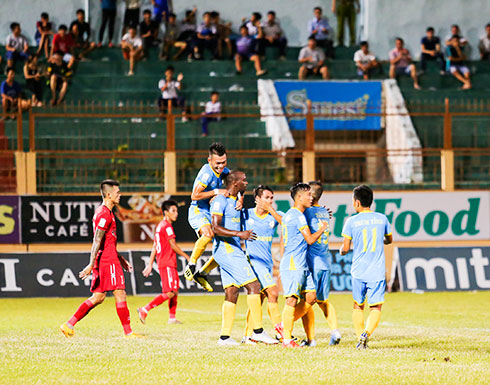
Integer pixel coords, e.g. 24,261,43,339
1,68,23,120
340,185,392,349
308,7,334,59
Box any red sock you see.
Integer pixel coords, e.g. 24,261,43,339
116,301,132,335
144,293,169,312
68,299,94,327
168,295,177,319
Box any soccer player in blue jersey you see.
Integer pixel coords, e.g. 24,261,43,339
305,181,341,346
340,185,392,349
210,170,278,346
241,185,284,344
280,183,328,348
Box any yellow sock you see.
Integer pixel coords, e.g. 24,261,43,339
318,300,338,330
201,257,219,275
220,301,236,337
267,302,282,325
301,306,315,341
247,294,263,330
365,309,381,336
189,235,212,264
293,300,310,321
352,308,365,339
244,308,253,337
282,305,295,340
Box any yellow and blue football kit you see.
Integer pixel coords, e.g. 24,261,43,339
210,194,257,289
342,210,392,306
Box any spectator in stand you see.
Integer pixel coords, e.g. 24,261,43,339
178,8,197,61
194,12,218,60
2,68,29,120
5,23,29,69
140,10,159,58
262,11,287,60
308,7,334,59
244,12,265,56
235,25,267,76
354,41,379,79
152,0,173,24
47,52,73,106
35,13,53,59
158,66,187,122
420,27,445,74
446,35,472,90
70,9,96,61
332,0,359,47
479,23,490,61
160,13,187,60
98,0,117,47
445,25,468,48
201,91,221,137
51,25,76,69
298,37,329,79
211,11,233,60
389,37,420,89
121,26,143,76
123,0,141,36
24,55,45,107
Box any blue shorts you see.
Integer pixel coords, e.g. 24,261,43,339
188,205,211,235
214,250,257,289
249,258,275,291
280,268,315,299
6,51,29,61
352,278,386,306
312,269,331,302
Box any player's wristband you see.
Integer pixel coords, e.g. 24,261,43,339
213,189,219,195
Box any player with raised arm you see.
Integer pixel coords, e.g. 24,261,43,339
280,183,328,348
241,185,283,344
137,200,190,325
60,180,142,338
211,170,277,346
305,181,341,346
339,185,392,349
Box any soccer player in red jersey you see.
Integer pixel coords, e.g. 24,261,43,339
137,200,190,324
60,179,143,338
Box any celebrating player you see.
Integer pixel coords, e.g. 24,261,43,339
280,183,327,348
305,181,341,346
242,185,284,344
210,170,277,346
60,180,142,338
340,185,392,349
138,200,190,325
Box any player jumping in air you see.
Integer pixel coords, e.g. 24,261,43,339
60,180,143,338
242,185,284,344
137,200,190,325
280,183,327,348
210,170,277,346
305,181,341,346
340,185,392,349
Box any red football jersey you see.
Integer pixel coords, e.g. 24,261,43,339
92,205,118,267
154,219,176,268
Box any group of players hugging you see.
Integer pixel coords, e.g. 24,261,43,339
60,142,392,349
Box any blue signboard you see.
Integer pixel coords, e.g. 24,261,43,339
274,80,382,130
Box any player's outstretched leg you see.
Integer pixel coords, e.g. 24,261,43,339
185,227,213,281
114,290,143,338
137,292,174,324
60,293,104,338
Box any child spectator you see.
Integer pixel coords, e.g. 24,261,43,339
121,26,143,76
211,11,233,59
160,13,187,61
51,25,76,69
389,37,420,89
479,24,490,61
244,12,265,55
152,0,173,24
201,91,221,137
35,13,53,59
308,7,334,59
98,0,117,47
195,12,218,60
420,27,445,74
24,55,44,107
47,52,73,106
298,37,329,79
5,23,29,69
262,11,287,60
140,9,159,58
70,9,96,60
1,68,27,120
235,25,267,76
123,0,141,36
354,41,379,79
158,66,187,122
446,35,472,90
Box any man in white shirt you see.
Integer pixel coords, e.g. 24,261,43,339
121,26,143,76
298,37,329,80
5,22,29,69
353,41,379,79
201,91,221,137
479,23,490,61
158,66,187,122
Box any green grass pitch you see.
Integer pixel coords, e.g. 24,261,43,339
1,292,489,384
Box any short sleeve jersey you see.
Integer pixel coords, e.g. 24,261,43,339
191,163,229,212
353,49,375,65
158,79,180,99
52,33,75,53
421,36,440,51
281,207,309,271
92,205,118,266
154,219,177,268
299,46,325,69
1,81,21,98
243,208,283,268
122,33,142,48
341,210,391,282
305,205,331,271
236,36,253,56
205,101,221,114
210,194,242,255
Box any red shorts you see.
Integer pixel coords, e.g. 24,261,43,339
90,262,125,293
158,265,179,293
